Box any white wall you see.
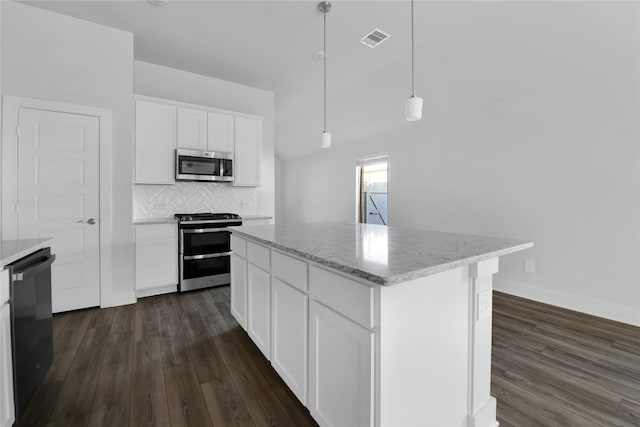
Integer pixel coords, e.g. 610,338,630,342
279,5,640,326
134,60,275,219
1,1,135,304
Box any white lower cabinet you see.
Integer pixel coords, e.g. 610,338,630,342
309,300,374,427
134,223,178,295
271,278,308,404
0,269,15,427
230,235,374,427
247,263,271,358
230,253,248,329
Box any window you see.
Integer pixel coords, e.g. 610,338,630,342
356,156,388,225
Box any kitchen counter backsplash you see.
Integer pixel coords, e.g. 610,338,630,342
134,182,257,219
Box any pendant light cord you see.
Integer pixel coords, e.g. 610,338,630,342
323,12,327,132
411,0,415,97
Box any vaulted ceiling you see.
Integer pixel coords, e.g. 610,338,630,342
23,1,638,159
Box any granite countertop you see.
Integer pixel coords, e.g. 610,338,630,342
1,238,54,268
133,218,177,225
230,222,533,286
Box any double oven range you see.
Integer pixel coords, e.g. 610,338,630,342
174,213,242,292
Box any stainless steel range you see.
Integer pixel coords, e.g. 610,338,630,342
174,213,242,292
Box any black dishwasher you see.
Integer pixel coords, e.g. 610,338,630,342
9,247,55,420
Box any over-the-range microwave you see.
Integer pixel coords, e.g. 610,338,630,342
175,149,233,182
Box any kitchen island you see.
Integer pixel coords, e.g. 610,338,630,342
229,223,532,427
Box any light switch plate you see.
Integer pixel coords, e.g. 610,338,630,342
477,290,492,321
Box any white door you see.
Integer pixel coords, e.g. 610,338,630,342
17,108,101,312
233,116,262,186
207,112,234,153
230,253,248,329
177,107,207,150
247,263,270,358
134,99,176,184
309,300,374,427
271,277,308,404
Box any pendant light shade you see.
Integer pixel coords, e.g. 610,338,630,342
406,0,423,122
321,131,332,148
405,96,423,121
319,1,331,148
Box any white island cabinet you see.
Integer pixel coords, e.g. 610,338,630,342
0,268,15,427
229,223,533,427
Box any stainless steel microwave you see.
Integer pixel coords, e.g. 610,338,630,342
175,149,233,182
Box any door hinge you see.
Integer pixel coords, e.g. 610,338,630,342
16,125,21,136
14,204,19,214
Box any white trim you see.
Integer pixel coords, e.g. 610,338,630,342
135,285,177,299
111,290,137,306
1,95,114,309
133,94,265,122
494,277,640,327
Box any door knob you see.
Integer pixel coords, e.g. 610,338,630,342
78,218,97,225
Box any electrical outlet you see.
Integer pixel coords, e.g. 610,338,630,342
525,260,536,273
477,290,492,321
241,201,250,208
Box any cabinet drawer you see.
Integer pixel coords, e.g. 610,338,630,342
271,250,307,292
247,241,269,271
135,223,176,240
230,234,247,258
309,266,375,329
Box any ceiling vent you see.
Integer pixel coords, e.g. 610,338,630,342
359,28,391,48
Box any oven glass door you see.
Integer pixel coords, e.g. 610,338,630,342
182,255,230,280
182,229,230,256
177,155,221,177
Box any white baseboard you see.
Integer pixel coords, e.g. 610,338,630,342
107,290,137,307
494,278,640,327
136,284,177,299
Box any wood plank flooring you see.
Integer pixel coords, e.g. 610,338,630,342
492,291,640,427
18,287,640,426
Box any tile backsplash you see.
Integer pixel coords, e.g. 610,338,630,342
134,182,257,219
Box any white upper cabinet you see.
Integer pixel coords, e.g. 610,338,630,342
134,96,263,186
135,99,176,184
207,112,235,154
177,107,208,151
234,116,263,187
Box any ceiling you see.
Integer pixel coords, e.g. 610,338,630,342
22,1,638,159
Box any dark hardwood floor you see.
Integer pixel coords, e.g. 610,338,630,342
18,287,640,426
492,291,640,427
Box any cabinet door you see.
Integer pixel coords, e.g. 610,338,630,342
0,302,15,427
247,263,270,358
135,224,178,290
135,99,176,184
309,301,374,427
234,116,262,187
207,112,235,154
230,253,247,329
271,278,308,404
177,107,207,150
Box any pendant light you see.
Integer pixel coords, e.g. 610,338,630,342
319,1,332,148
405,0,423,121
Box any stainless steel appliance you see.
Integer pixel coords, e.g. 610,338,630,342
175,213,242,292
175,149,233,182
8,247,55,420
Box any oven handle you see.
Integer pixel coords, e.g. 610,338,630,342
182,228,229,234
183,252,232,261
